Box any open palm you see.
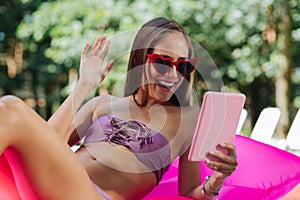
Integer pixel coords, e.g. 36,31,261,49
79,36,114,88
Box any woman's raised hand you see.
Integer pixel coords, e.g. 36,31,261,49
79,35,114,89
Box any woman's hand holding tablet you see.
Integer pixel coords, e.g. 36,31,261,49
188,92,246,161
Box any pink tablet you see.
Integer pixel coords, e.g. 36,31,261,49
188,92,246,161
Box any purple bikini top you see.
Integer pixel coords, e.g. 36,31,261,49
84,116,171,184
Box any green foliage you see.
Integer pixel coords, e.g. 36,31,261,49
0,0,42,96
1,0,300,122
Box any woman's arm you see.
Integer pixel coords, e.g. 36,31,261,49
178,148,201,197
65,96,97,145
67,94,112,145
47,36,113,140
178,144,238,199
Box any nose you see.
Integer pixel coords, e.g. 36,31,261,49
166,65,178,79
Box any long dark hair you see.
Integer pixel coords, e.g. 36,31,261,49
124,17,194,106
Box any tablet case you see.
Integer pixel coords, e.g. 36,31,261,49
188,91,246,161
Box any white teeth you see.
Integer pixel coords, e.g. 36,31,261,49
158,80,175,87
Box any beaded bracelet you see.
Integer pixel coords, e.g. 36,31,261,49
201,176,221,200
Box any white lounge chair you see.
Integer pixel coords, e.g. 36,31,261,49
285,109,300,150
236,108,248,134
275,109,300,154
250,107,281,144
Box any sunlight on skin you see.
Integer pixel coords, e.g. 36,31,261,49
73,27,223,176
148,104,167,132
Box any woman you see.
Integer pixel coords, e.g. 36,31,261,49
0,17,237,200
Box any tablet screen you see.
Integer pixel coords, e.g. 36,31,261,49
188,92,246,161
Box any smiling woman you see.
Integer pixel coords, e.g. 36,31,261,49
0,17,238,200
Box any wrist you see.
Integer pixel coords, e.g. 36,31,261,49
201,176,222,199
76,80,96,91
210,174,225,188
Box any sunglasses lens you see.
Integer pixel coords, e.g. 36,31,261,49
155,58,171,74
147,53,197,77
178,60,195,76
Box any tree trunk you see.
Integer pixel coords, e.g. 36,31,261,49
275,0,291,138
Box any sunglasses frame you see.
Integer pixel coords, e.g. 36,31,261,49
146,53,198,77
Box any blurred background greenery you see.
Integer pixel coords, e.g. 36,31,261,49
0,0,299,137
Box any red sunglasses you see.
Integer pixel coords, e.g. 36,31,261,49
146,53,198,77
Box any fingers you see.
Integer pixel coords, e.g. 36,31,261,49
99,39,110,60
223,143,236,157
205,143,238,176
87,36,104,56
98,60,114,84
89,36,110,57
216,143,237,164
205,159,237,174
81,35,110,57
81,42,90,59
106,60,114,73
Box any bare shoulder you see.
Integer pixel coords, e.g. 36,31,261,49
91,94,125,106
181,105,199,125
92,94,128,119
92,94,113,103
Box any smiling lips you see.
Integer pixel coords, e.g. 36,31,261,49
157,80,176,91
